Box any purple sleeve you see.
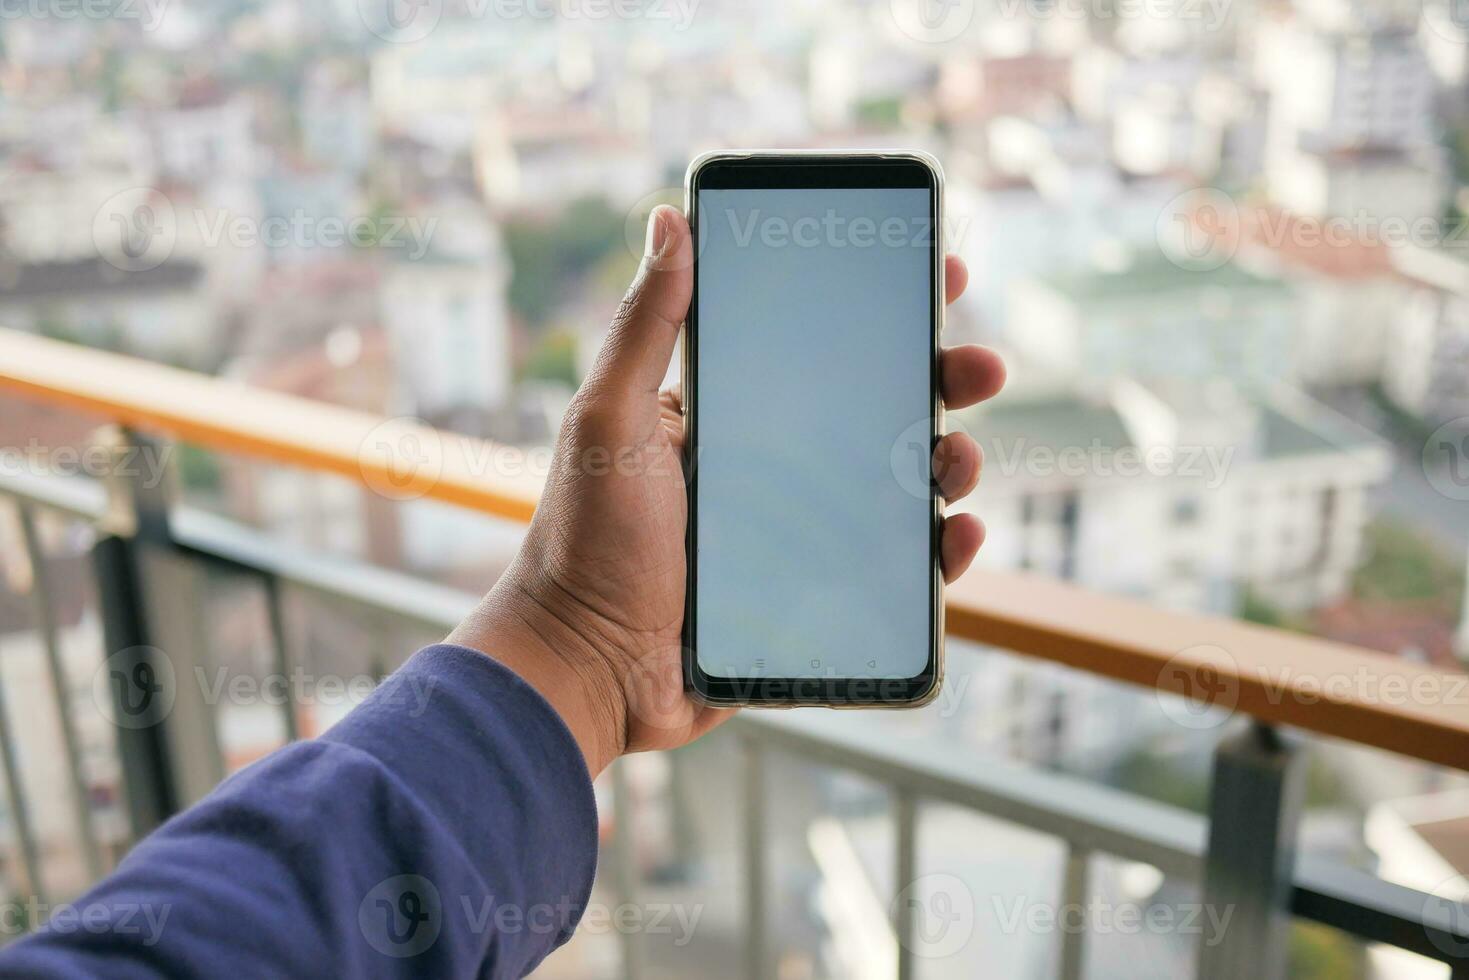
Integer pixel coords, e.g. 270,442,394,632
0,644,600,979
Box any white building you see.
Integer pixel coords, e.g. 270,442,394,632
1007,250,1299,388
1234,207,1407,386
144,89,258,186
1384,245,1469,424
962,111,1188,332
952,379,1390,612
0,256,211,366
380,205,512,425
1257,5,1445,220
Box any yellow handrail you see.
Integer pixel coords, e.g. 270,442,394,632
4,328,1468,770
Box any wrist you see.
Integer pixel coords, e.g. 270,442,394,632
448,567,629,776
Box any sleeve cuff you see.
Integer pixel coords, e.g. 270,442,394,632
321,643,600,950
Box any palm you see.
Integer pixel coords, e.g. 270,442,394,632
527,382,712,752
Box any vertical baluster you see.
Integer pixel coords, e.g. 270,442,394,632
91,534,175,838
610,759,645,980
0,644,46,907
743,737,767,980
1058,845,1090,980
1196,722,1304,980
893,789,918,980
17,504,103,881
101,428,223,806
261,575,299,743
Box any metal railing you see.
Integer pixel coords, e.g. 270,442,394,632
3,328,1469,978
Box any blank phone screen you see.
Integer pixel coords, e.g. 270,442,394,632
692,183,936,681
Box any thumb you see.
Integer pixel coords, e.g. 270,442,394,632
584,205,692,404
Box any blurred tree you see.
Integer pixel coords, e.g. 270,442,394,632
1290,922,1365,980
505,197,624,327
1353,519,1464,608
519,330,579,388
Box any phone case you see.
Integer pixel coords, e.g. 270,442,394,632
681,150,947,709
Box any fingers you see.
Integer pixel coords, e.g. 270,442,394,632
945,255,968,306
940,344,1006,409
583,206,693,407
933,431,981,501
941,512,986,583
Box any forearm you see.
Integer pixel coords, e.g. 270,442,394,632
0,645,598,980
448,559,631,777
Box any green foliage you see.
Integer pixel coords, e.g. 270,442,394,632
855,97,903,128
1352,519,1465,607
176,444,222,493
1290,922,1365,980
1109,748,1209,813
1109,743,1353,814
520,331,580,387
1366,383,1435,448
1239,588,1287,629
504,197,625,326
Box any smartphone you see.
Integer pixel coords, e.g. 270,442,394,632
682,150,945,707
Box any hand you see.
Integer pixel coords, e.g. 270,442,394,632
449,206,1006,775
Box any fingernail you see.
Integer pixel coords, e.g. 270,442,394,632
645,207,668,258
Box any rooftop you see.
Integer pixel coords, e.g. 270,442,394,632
1038,251,1289,302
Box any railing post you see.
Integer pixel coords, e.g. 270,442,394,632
608,759,646,980
1197,722,1305,980
92,428,224,832
91,527,176,837
742,737,767,980
1058,845,1091,980
893,789,917,980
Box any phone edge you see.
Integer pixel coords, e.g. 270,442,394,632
680,149,947,710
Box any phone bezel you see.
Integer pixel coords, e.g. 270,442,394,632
681,150,945,708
